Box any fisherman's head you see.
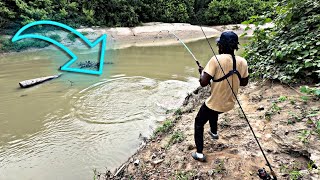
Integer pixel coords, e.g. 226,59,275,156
216,31,239,55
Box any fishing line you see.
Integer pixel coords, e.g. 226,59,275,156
196,22,277,179
154,30,200,67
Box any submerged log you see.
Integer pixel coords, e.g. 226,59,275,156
77,61,114,69
19,73,62,88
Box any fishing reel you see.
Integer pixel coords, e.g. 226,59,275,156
258,168,277,180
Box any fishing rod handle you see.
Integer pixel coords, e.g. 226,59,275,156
271,170,277,180
196,61,200,67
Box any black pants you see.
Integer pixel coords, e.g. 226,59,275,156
194,103,221,153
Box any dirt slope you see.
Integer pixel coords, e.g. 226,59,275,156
97,81,320,180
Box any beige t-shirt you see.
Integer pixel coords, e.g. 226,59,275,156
203,54,249,112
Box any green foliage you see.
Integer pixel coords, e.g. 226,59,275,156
298,130,311,144
192,0,211,24
0,1,16,28
168,131,185,145
66,32,89,42
0,0,276,35
278,95,287,102
139,0,195,23
300,86,320,97
88,0,140,27
289,97,296,105
175,170,195,180
304,107,320,136
300,96,310,102
272,102,281,112
315,121,320,137
244,0,320,84
67,33,77,42
287,119,294,125
0,36,49,52
81,32,89,36
165,109,175,114
307,161,315,171
154,119,173,135
289,170,302,180
280,164,289,173
93,169,97,180
174,108,182,116
265,101,282,120
213,159,226,175
204,0,275,25
49,34,61,42
288,111,301,123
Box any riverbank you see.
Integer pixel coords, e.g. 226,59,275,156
0,22,271,54
96,81,320,179
77,22,258,49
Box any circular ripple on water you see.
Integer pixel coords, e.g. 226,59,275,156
71,76,198,125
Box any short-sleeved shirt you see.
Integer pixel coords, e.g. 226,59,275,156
203,54,249,112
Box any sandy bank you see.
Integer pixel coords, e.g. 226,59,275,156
76,22,268,49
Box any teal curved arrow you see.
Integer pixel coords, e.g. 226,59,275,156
12,20,107,75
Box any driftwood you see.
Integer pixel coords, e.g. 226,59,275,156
19,73,62,88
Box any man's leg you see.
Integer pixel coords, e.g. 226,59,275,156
194,103,210,153
208,110,220,134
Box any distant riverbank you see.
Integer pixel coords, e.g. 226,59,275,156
0,22,273,54
61,22,262,49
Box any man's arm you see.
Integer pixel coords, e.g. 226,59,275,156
240,76,249,86
198,66,212,87
199,72,212,87
240,59,249,86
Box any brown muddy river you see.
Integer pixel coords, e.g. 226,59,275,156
0,38,246,179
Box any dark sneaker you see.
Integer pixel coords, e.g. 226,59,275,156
191,152,206,162
208,131,219,140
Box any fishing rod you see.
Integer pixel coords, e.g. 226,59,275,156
155,30,201,68
195,23,277,179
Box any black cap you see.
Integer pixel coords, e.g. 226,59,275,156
216,31,239,48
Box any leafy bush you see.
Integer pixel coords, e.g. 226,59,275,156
154,119,174,135
244,0,320,84
191,0,212,24
67,33,77,42
138,0,194,23
168,131,185,145
300,86,320,97
89,0,140,27
204,0,275,25
289,170,302,180
0,36,49,52
158,0,194,23
49,34,61,42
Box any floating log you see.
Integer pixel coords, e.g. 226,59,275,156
19,73,62,88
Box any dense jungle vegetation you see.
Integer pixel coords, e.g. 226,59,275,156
0,0,274,32
244,0,319,84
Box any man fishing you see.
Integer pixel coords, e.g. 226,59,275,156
192,31,249,162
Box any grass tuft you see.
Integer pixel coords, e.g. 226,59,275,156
154,119,173,136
